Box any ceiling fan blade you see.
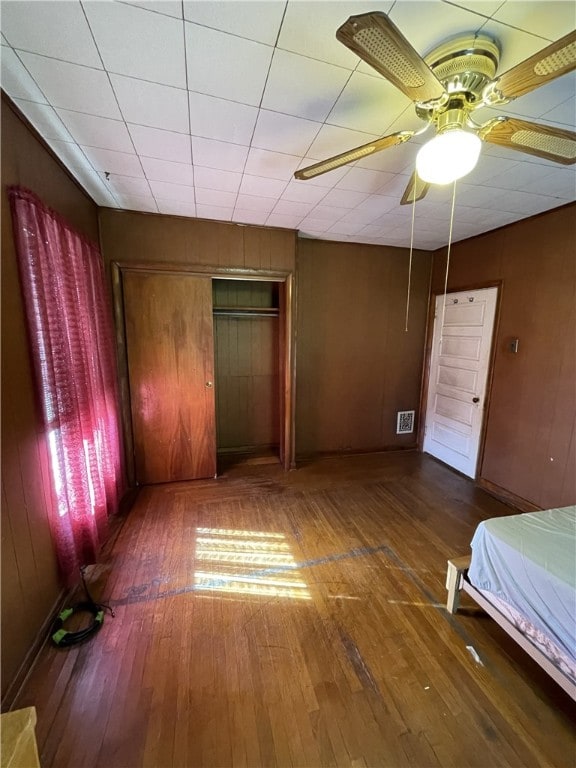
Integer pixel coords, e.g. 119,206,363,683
480,117,576,165
400,172,430,205
294,131,414,180
336,12,446,104
490,29,576,101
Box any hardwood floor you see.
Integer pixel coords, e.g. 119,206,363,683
14,452,575,767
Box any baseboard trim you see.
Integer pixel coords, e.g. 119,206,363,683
295,445,418,464
1,585,69,712
2,487,139,712
477,478,541,513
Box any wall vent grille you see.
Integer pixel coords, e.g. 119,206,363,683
396,410,415,434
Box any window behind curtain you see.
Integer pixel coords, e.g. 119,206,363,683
9,186,123,584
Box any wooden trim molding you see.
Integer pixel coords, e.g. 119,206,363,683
112,263,296,484
477,478,541,513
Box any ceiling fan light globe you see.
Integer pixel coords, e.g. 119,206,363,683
416,130,482,185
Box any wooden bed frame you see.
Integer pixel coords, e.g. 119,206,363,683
446,556,576,701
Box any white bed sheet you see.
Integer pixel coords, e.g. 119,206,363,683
468,506,576,664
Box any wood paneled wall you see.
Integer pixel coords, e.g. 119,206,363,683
213,281,279,453
431,203,576,510
296,240,432,456
1,100,101,703
98,208,296,273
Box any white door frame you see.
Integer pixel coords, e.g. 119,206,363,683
421,285,499,479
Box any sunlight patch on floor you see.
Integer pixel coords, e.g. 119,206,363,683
194,527,311,600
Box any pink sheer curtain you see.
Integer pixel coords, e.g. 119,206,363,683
9,187,123,584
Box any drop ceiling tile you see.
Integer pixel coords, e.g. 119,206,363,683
306,124,378,162
124,1,183,18
76,172,119,207
542,94,576,127
19,53,121,118
196,204,234,221
327,72,411,135
497,188,567,214
195,188,238,207
456,182,507,209
464,154,519,185
262,49,351,122
129,124,192,163
480,20,553,74
360,223,391,238
101,174,152,197
110,75,189,132
14,100,73,141
481,160,561,192
115,194,158,213
156,198,197,216
336,167,396,194
252,110,322,155
450,204,490,223
265,213,302,229
2,1,102,67
141,157,195,185
307,205,352,222
299,218,332,233
441,1,505,16
80,145,144,177
245,148,302,180
194,166,242,193
327,219,367,236
189,91,258,144
45,139,96,174
192,137,249,172
149,180,195,202
277,1,390,69
239,174,287,198
280,181,328,205
235,194,276,212
408,200,452,220
353,195,399,220
183,1,286,46
56,109,133,152
84,2,186,88
523,167,576,199
475,209,521,228
186,23,272,107
385,1,487,61
232,209,269,226
273,200,314,217
375,173,414,200
491,1,576,40
318,188,369,209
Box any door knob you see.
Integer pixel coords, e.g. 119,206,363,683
205,381,213,388
472,397,480,403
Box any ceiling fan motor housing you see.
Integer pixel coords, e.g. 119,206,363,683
416,34,501,127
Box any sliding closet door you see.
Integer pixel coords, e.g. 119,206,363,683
123,271,216,484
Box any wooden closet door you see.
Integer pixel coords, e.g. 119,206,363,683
123,272,216,484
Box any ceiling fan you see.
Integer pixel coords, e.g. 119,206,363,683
294,12,576,204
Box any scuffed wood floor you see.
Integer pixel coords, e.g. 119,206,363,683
15,452,575,767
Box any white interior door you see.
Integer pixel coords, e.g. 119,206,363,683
423,287,498,478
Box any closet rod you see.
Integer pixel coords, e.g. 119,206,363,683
213,308,279,318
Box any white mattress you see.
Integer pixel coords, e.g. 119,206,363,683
468,506,576,665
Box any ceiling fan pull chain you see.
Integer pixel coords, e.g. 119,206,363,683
440,180,458,348
404,177,417,332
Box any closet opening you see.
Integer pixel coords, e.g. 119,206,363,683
212,279,282,471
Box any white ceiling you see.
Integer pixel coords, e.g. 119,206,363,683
1,0,575,250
